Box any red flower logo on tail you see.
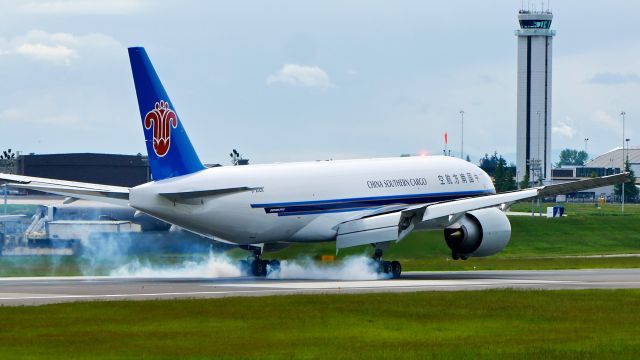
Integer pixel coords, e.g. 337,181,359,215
144,100,178,157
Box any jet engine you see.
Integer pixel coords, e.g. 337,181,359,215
444,207,511,259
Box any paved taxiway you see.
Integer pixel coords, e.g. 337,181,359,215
0,269,638,306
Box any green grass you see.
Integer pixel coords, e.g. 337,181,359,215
0,290,638,359
510,201,640,216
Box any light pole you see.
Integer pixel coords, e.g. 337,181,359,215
536,111,542,184
584,138,589,160
626,139,631,163
459,110,464,160
621,111,626,214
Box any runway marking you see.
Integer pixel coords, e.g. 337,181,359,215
0,276,244,282
0,280,586,302
215,279,579,289
0,289,299,301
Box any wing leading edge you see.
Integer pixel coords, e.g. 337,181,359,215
0,173,130,206
336,173,629,250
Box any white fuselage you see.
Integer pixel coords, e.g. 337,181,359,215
129,155,495,245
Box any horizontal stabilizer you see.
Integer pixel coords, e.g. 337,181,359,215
159,187,256,201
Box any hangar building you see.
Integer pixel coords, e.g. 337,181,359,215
16,153,150,187
585,147,640,176
551,147,639,201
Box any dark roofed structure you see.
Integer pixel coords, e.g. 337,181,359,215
17,153,150,187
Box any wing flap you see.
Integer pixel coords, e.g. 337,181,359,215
336,212,402,251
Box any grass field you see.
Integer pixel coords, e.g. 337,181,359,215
510,202,640,216
0,290,638,359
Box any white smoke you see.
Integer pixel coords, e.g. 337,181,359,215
110,252,242,278
108,252,387,280
50,227,388,280
267,256,390,280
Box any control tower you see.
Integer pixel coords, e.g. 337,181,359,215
515,9,555,185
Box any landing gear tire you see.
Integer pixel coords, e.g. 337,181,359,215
452,252,460,260
390,261,401,278
460,255,469,261
380,261,391,274
268,259,281,273
372,246,401,279
376,260,402,279
251,259,268,277
240,258,281,277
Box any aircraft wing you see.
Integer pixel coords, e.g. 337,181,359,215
336,173,629,251
0,173,129,206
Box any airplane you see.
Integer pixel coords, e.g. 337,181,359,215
0,47,627,278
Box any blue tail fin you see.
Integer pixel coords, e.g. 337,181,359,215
128,47,205,181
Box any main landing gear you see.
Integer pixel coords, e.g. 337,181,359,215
239,247,280,277
373,248,402,279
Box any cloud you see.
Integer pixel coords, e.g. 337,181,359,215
587,72,640,85
267,64,334,89
0,30,121,65
593,110,622,133
14,43,77,63
552,120,576,138
17,0,148,15
0,106,85,127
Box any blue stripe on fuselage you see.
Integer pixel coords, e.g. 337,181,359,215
251,190,493,216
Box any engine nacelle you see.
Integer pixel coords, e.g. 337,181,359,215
444,207,511,257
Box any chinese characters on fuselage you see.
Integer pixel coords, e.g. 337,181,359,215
437,172,480,185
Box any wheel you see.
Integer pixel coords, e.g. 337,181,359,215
452,252,460,260
380,261,391,274
268,259,281,273
460,255,469,261
250,260,259,276
390,261,402,279
257,260,268,277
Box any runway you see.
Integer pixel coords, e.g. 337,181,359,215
1,269,639,306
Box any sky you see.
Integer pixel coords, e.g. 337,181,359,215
0,0,638,166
